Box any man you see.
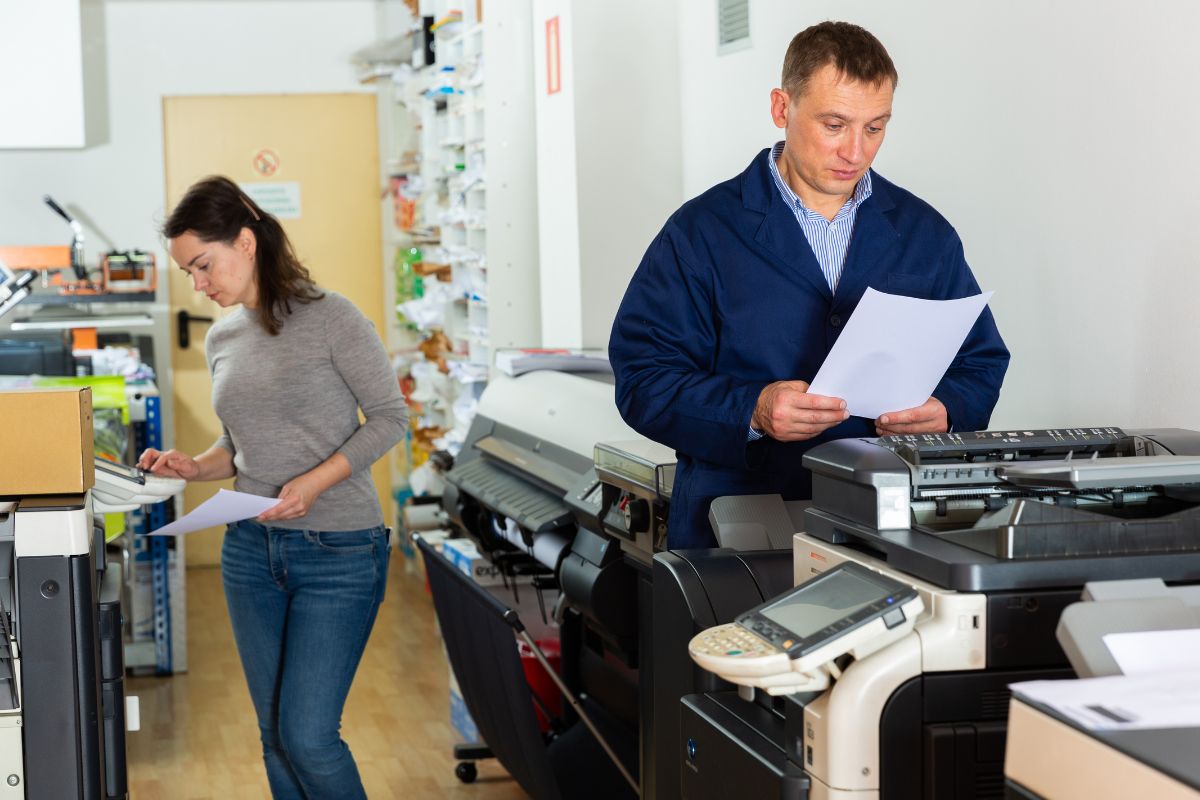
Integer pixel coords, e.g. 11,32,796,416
609,21,1009,549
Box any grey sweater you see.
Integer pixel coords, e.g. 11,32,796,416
205,290,407,531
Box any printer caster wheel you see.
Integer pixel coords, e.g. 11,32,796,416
455,762,477,784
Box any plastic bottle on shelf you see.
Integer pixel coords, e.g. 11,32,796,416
395,246,422,330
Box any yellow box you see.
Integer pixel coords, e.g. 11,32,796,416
0,388,95,495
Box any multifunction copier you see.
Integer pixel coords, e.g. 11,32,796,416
657,427,1200,800
2,426,182,796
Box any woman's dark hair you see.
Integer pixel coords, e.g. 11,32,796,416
162,175,322,335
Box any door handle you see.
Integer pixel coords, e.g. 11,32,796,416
176,309,214,349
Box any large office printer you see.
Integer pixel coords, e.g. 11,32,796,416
0,389,183,800
652,427,1200,800
0,493,123,800
441,370,646,579
560,436,677,793
440,370,694,794
439,372,658,769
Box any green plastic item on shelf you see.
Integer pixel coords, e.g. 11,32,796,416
104,512,126,543
32,374,130,424
395,246,423,331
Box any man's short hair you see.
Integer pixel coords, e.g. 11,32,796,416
781,21,898,98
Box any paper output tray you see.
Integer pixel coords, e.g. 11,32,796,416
936,499,1200,559
997,455,1200,490
446,456,574,534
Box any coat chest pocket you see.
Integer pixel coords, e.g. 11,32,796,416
886,272,935,298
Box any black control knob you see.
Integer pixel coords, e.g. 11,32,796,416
622,497,651,533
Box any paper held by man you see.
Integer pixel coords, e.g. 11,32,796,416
807,288,994,419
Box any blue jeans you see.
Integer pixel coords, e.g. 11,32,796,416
221,519,390,800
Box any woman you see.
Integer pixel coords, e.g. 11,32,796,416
139,175,407,799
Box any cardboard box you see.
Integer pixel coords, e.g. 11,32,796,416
435,535,561,639
441,536,505,586
0,388,94,495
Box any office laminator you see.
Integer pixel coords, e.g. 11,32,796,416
655,427,1200,800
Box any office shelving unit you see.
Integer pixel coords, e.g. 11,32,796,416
365,0,540,488
126,389,185,675
390,8,490,465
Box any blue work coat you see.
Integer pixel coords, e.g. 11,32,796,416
609,149,1010,549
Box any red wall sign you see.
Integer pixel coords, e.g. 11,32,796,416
546,16,561,95
253,148,280,177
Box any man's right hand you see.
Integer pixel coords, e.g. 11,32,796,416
751,380,849,442
137,448,200,480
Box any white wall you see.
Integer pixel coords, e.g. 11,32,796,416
573,0,682,349
486,0,543,350
533,0,683,348
532,0,585,347
678,1,1200,432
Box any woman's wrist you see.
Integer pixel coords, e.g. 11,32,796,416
303,452,352,495
194,448,236,481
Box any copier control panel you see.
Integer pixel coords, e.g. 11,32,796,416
689,562,923,694
92,457,185,513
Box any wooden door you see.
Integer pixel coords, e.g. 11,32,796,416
163,93,386,566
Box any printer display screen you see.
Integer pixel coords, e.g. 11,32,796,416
758,569,892,639
94,458,146,484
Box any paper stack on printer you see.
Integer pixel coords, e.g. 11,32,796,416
494,348,611,377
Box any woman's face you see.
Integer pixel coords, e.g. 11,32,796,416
170,228,259,309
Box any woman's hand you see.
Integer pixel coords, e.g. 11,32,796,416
137,448,201,480
258,474,322,522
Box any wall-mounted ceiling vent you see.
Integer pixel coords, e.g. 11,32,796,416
718,0,751,52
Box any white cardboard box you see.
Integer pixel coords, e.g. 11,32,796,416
441,536,506,586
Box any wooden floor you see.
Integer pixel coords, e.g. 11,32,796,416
127,551,529,799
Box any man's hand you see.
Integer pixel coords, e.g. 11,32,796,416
752,380,849,442
137,448,201,480
875,397,949,436
258,474,322,523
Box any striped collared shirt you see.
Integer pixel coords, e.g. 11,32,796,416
749,144,872,441
766,140,872,294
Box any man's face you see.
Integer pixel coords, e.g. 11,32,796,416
771,63,894,213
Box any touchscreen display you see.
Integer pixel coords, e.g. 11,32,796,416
759,570,890,639
94,458,145,482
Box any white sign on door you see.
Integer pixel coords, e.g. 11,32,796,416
240,181,302,220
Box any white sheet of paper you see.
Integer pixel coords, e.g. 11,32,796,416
807,288,993,419
147,488,279,536
1103,629,1200,676
1012,670,1200,731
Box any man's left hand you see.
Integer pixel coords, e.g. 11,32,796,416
876,397,949,436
